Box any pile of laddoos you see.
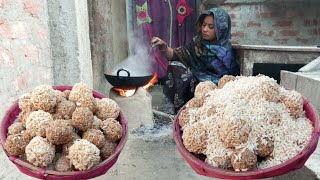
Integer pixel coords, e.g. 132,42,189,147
180,75,313,171
4,83,123,171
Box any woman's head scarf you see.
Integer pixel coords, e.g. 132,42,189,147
196,8,232,49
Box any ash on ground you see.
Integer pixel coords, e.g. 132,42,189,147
130,114,173,141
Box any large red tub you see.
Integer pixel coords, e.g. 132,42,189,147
0,86,128,180
173,99,320,179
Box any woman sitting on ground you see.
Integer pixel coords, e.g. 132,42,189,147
152,7,240,113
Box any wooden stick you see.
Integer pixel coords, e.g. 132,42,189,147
152,109,175,121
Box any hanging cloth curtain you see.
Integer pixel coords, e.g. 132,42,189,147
132,0,197,78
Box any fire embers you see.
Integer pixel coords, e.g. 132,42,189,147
231,148,257,171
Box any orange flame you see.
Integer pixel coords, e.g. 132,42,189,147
143,73,158,90
114,88,136,97
114,73,158,97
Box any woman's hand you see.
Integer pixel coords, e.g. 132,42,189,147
151,37,174,60
151,37,168,52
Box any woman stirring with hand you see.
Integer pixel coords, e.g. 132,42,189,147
151,8,240,114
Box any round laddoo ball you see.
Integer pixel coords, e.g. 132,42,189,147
25,136,55,167
101,118,122,142
239,76,279,103
269,109,282,126
4,131,32,156
100,140,118,160
25,110,54,137
211,154,233,170
54,90,67,103
194,81,217,98
257,75,280,102
254,136,274,157
46,120,74,145
92,116,103,130
18,92,33,111
205,139,234,170
30,85,57,112
231,148,257,171
71,107,93,131
182,121,208,154
178,108,190,128
68,139,100,171
8,122,25,135
82,129,106,149
68,83,92,102
280,88,304,118
62,132,81,155
95,98,120,120
54,100,76,119
218,75,236,89
76,95,97,113
55,155,73,172
186,97,204,109
63,90,71,100
218,119,250,148
17,110,31,127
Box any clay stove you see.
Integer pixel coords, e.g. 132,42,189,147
109,87,154,131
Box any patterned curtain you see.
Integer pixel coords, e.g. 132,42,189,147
132,0,197,78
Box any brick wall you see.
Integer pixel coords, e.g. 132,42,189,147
0,0,53,120
205,1,320,45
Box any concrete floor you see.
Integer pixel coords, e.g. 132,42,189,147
0,84,319,180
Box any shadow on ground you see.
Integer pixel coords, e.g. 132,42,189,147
273,166,319,180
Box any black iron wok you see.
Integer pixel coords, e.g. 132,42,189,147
104,68,154,90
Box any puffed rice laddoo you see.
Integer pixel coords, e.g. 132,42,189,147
46,120,74,145
101,118,122,142
25,136,55,167
68,139,100,171
71,107,93,131
95,98,120,120
82,129,106,149
182,121,208,154
25,110,54,137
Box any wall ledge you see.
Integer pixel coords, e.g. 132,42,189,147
232,44,320,52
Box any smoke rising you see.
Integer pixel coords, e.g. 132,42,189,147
110,33,155,77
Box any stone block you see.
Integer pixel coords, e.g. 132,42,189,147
299,56,320,72
109,87,154,131
280,70,297,90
